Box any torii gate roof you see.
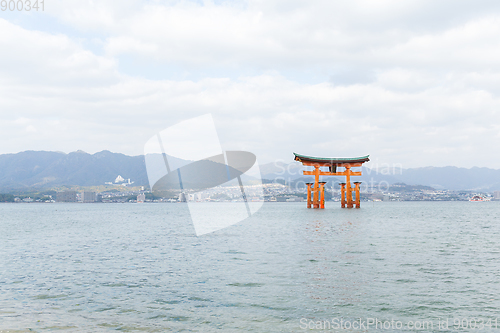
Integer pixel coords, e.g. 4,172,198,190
293,153,370,165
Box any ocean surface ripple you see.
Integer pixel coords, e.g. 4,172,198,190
1,202,500,332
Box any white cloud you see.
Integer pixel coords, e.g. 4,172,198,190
1,1,500,168
38,0,500,73
0,19,118,86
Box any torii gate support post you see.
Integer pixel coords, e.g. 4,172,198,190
306,183,313,208
312,165,320,209
345,165,353,208
319,182,327,209
354,182,361,208
340,183,346,208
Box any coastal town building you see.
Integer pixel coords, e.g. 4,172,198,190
56,191,77,202
82,191,97,203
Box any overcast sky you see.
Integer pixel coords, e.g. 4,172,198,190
1,0,500,168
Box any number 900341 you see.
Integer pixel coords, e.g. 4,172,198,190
1,0,44,11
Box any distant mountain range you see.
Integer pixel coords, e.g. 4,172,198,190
1,150,500,192
259,161,500,192
0,150,147,191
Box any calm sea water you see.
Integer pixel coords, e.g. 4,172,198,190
1,202,500,332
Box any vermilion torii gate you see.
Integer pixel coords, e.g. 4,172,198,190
293,153,370,208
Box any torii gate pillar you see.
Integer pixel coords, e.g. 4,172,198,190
306,183,313,208
340,183,346,208
319,182,327,209
354,182,361,208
